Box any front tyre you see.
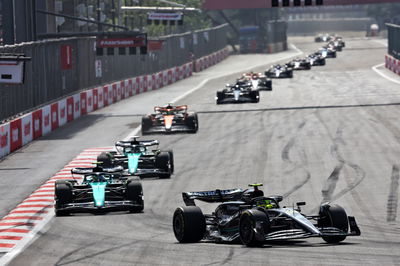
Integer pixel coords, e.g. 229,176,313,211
239,210,270,247
173,206,206,243
319,204,349,243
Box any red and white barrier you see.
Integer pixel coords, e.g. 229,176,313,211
42,105,51,136
385,55,400,75
0,47,229,159
32,109,42,140
58,99,67,127
73,93,81,120
21,114,33,146
0,122,10,158
86,90,93,113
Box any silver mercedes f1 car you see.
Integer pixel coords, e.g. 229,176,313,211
173,184,360,246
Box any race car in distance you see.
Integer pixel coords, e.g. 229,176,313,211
141,104,198,134
54,165,144,216
334,36,345,48
97,137,173,179
173,184,361,246
315,33,332,42
307,53,326,66
240,72,272,91
327,41,343,52
265,64,293,78
216,81,260,104
286,58,312,70
317,47,336,58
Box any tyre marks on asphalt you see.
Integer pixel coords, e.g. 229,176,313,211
281,119,312,198
387,165,399,223
321,163,344,202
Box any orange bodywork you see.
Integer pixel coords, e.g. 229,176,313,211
163,115,174,129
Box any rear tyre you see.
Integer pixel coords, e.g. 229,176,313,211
319,204,349,243
166,150,174,174
155,152,172,179
239,210,270,247
288,71,293,78
251,91,260,103
173,206,206,243
141,116,152,135
216,91,224,104
186,113,198,133
55,181,73,216
126,179,144,213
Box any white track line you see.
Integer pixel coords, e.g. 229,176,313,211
372,63,400,85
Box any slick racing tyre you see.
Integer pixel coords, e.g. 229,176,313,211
173,206,206,243
319,204,349,243
186,113,198,133
216,91,224,105
251,91,260,103
126,178,144,213
141,116,152,135
155,152,172,179
166,150,174,174
239,210,270,247
55,180,73,216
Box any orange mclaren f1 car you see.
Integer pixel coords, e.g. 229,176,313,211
141,104,198,135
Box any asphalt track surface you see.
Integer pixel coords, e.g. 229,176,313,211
2,37,400,265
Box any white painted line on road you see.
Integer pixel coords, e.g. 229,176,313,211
372,39,388,47
372,63,400,85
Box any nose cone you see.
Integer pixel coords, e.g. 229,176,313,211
164,115,174,130
233,90,240,101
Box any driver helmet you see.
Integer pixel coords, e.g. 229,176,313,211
256,199,276,209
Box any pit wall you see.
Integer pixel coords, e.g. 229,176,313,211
385,54,400,75
0,48,229,159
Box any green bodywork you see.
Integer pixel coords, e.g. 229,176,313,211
127,153,142,174
90,182,108,207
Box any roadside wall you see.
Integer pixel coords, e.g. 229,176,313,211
385,23,400,75
0,48,229,159
0,24,228,122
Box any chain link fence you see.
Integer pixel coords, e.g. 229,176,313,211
0,24,227,122
387,23,400,60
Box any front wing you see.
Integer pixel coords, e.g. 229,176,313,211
142,124,195,134
56,200,142,213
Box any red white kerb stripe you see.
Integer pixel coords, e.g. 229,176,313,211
0,147,112,253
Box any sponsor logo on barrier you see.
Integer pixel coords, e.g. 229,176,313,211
60,107,66,119
0,128,7,148
24,122,31,136
34,118,40,133
12,128,19,142
44,114,49,127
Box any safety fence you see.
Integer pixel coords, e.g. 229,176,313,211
385,23,400,75
387,23,400,60
0,47,229,159
0,24,228,122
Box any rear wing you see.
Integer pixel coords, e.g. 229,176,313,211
71,166,124,175
182,189,244,206
154,105,188,113
115,139,159,148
